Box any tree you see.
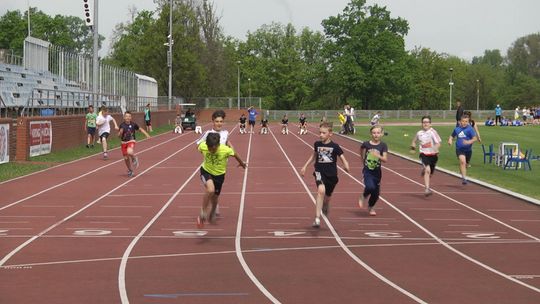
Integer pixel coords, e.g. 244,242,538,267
507,33,540,79
322,0,412,109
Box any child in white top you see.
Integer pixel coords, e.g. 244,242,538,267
411,115,441,196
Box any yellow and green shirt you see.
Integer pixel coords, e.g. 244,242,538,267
198,143,235,176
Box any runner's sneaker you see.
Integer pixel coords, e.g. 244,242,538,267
127,170,133,177
462,178,468,185
368,207,377,216
196,215,205,229
358,196,366,208
312,217,321,228
322,202,329,215
424,188,433,197
132,156,139,169
103,152,108,159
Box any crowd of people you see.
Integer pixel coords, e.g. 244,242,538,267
486,104,540,126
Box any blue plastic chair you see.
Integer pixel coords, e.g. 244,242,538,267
504,149,532,170
481,144,495,164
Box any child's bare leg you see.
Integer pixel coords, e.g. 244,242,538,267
315,184,325,218
102,137,108,152
209,194,219,221
458,155,467,179
124,156,132,171
202,180,215,218
423,165,431,189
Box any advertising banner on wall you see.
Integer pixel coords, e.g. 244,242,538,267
0,123,9,164
29,121,52,157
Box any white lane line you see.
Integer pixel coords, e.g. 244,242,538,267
109,194,175,197
84,216,142,218
0,130,196,212
65,228,129,230
0,137,199,268
0,216,56,218
409,208,461,211
0,128,181,186
101,206,152,208
235,130,282,304
328,130,540,241
118,166,201,304
275,129,427,303
3,239,537,270
301,128,540,294
22,205,74,208
511,220,540,222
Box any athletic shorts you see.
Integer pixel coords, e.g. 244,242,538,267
456,149,472,164
121,141,136,156
420,153,438,174
99,132,110,140
313,171,339,196
249,120,255,126
240,123,246,128
145,120,151,126
200,167,225,195
87,127,96,135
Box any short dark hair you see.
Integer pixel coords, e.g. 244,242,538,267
212,109,226,120
421,115,431,122
319,122,333,130
124,111,131,115
206,133,220,149
461,114,470,120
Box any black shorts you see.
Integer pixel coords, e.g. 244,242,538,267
200,167,225,195
313,171,339,196
145,120,151,126
87,127,96,135
456,149,472,163
240,123,246,128
249,120,255,126
420,153,438,173
99,132,110,140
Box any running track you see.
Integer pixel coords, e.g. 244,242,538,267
0,123,539,303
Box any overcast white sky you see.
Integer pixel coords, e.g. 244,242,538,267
1,0,539,60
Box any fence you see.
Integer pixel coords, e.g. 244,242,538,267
186,97,262,110
265,109,513,122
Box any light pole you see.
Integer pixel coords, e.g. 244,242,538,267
168,0,173,110
449,67,454,111
248,77,251,105
476,79,480,112
236,60,241,109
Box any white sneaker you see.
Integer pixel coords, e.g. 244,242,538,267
312,217,320,228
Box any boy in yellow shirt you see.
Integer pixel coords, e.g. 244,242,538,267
197,133,246,228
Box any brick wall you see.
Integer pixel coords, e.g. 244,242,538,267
11,110,176,161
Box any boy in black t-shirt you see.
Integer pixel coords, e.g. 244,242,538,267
281,114,289,134
239,114,247,134
299,113,308,135
301,122,350,228
360,125,388,215
118,111,150,177
260,117,269,134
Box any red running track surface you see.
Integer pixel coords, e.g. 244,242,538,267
0,123,539,303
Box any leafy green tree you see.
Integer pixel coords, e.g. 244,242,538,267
322,0,412,109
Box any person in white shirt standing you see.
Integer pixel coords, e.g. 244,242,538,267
96,107,119,159
410,115,441,196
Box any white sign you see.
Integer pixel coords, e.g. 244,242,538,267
0,123,9,164
29,121,52,157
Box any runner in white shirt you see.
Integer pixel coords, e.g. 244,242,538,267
410,115,441,196
96,107,119,159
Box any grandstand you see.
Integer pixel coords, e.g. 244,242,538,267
0,37,158,118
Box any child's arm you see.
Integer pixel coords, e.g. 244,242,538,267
410,135,417,153
118,128,124,138
112,117,119,130
339,154,350,173
233,153,247,169
371,149,388,163
473,124,482,142
139,127,151,139
447,135,454,146
300,152,316,176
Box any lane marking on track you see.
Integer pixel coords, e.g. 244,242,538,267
0,129,201,211
0,127,186,186
271,128,428,303
322,128,540,242
0,136,200,268
235,129,282,304
2,239,537,270
297,127,540,294
118,163,201,304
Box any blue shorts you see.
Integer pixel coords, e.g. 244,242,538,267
87,127,96,135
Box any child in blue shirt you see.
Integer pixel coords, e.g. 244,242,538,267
448,114,477,185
